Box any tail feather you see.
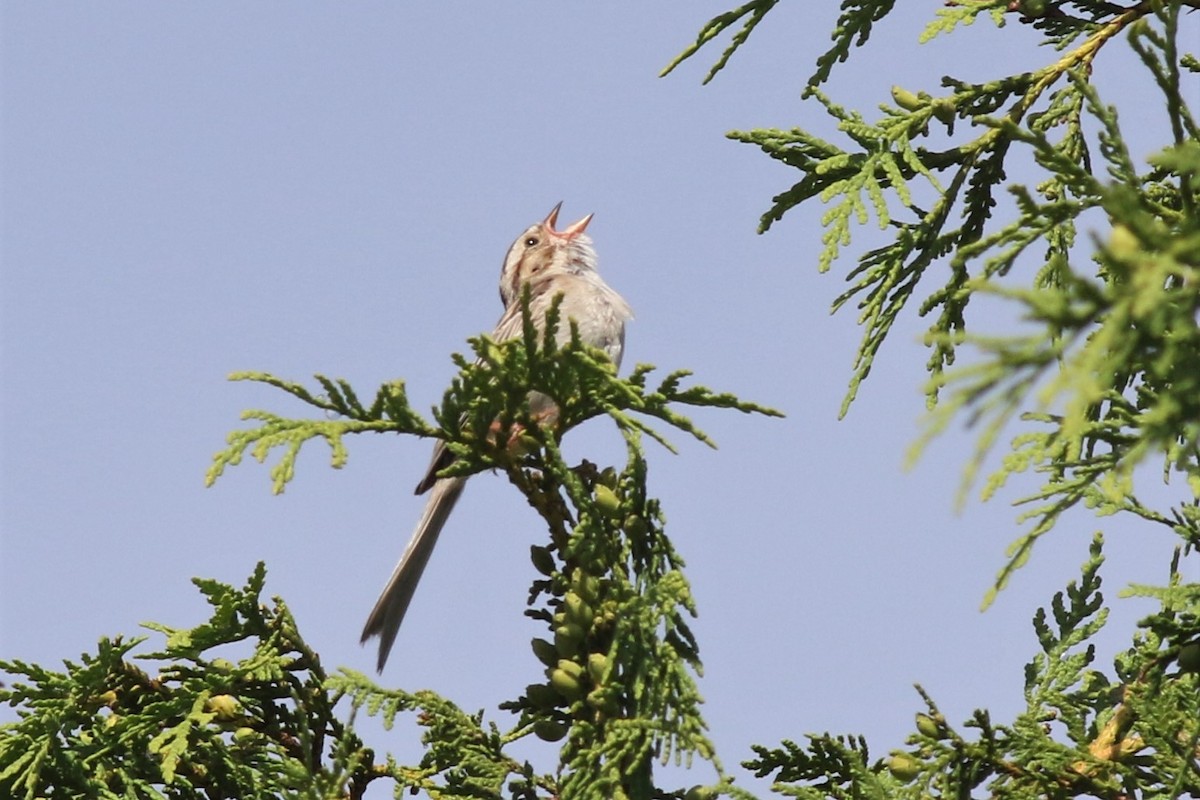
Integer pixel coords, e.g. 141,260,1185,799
361,476,467,671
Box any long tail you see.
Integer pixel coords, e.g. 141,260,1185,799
360,475,467,671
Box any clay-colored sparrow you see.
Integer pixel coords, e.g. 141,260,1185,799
361,204,632,671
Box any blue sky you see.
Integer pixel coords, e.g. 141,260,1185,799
3,3,1196,794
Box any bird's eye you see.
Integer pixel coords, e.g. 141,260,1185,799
524,236,539,247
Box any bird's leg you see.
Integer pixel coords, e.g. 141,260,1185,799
488,403,560,455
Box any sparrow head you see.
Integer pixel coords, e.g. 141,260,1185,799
499,202,597,307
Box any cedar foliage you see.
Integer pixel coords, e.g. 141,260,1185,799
664,0,1200,797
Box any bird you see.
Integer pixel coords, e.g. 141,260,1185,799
361,203,633,672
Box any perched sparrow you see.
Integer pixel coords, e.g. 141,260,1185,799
361,203,633,671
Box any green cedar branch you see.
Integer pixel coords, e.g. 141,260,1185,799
659,0,780,84
910,68,1200,597
745,536,1200,797
0,565,375,800
670,1,1180,431
207,294,782,496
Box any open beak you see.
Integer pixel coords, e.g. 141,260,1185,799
543,202,593,239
